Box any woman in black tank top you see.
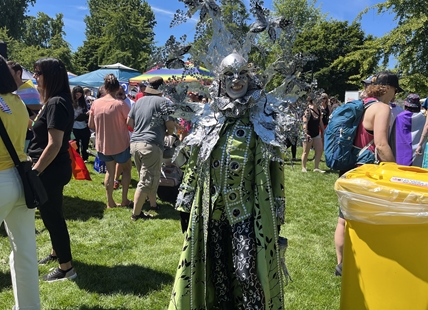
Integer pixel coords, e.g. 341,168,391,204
301,98,325,173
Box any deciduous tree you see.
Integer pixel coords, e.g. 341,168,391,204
293,20,377,100
359,1,428,94
0,0,36,39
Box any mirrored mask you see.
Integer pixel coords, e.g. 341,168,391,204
220,53,249,99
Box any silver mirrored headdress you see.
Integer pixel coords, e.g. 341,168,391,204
154,0,324,162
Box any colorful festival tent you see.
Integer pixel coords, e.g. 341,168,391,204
129,65,214,85
69,63,141,88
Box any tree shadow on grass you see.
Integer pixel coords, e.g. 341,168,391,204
73,261,174,296
0,270,11,290
62,196,106,221
144,202,181,221
34,196,106,222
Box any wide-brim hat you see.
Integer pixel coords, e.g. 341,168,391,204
143,76,164,95
148,76,164,89
143,86,163,95
373,71,404,93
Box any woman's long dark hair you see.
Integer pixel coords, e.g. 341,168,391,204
0,55,18,94
34,57,71,103
72,86,87,110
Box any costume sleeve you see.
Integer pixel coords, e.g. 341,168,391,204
175,145,200,213
270,146,286,225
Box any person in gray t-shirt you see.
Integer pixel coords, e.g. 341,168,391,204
127,76,176,220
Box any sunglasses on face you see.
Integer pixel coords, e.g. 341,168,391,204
34,70,43,77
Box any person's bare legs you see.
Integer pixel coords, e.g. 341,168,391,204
105,160,118,208
114,163,123,182
132,188,148,218
334,217,345,265
148,192,157,208
301,139,313,171
119,159,132,206
313,137,323,170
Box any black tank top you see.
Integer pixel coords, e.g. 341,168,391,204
307,108,320,138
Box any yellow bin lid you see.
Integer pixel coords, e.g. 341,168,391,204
335,163,428,224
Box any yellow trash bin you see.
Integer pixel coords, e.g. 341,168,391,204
335,163,428,310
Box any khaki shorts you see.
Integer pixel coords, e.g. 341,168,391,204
130,142,163,194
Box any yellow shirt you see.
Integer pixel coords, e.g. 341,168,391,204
0,93,29,171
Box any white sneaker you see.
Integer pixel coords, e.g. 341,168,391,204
313,168,325,173
302,168,307,172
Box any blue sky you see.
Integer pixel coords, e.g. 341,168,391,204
27,0,396,52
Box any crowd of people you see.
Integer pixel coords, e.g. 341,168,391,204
1,51,428,309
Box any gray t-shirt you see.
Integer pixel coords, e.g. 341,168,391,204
128,95,170,149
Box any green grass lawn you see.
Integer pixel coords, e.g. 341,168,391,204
0,148,342,309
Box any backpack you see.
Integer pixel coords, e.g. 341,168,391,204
324,99,378,171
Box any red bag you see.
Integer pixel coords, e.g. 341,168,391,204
68,141,92,181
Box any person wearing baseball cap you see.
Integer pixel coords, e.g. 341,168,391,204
334,71,398,276
127,75,176,220
389,93,426,167
372,71,404,94
365,72,404,130
135,80,148,101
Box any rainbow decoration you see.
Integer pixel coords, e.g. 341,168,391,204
129,66,214,85
16,80,40,105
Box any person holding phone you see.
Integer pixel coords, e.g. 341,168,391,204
301,97,325,172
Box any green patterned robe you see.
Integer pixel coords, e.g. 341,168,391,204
169,113,286,310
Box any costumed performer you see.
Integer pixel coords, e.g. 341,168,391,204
168,51,287,310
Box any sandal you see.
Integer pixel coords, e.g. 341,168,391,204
121,200,134,209
106,204,121,209
113,180,120,190
150,205,160,211
131,212,154,221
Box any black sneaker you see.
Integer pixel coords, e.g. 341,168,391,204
335,263,342,276
38,254,58,265
131,212,153,221
43,267,77,282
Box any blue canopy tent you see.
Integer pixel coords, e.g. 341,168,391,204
69,63,141,88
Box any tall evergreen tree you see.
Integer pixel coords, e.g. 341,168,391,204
73,0,156,73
